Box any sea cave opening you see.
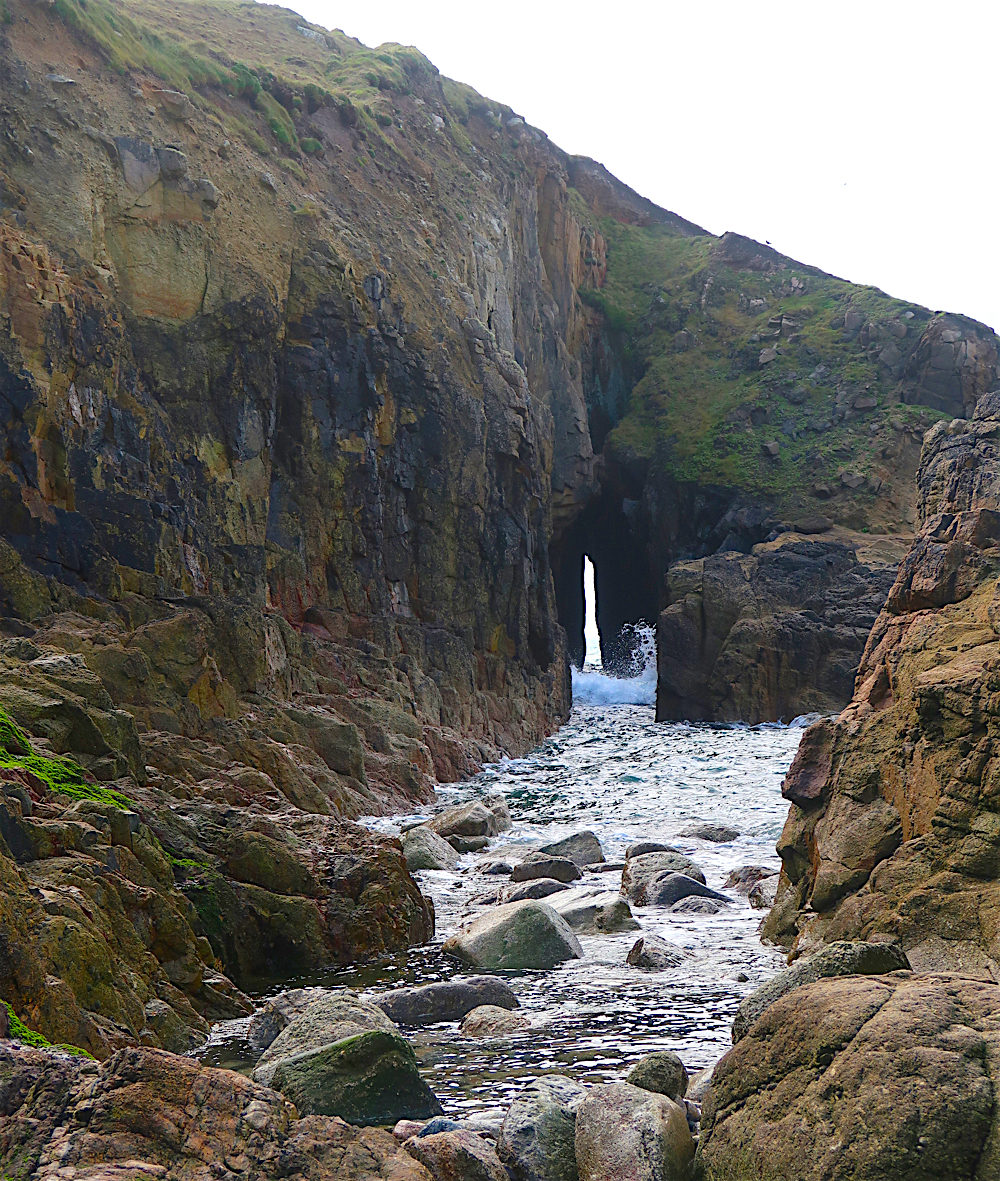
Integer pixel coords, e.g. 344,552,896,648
551,497,660,678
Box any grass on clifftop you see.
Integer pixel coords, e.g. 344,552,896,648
0,705,132,810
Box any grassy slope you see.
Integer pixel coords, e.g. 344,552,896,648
578,218,950,526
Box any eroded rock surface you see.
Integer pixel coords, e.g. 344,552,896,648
764,394,1000,975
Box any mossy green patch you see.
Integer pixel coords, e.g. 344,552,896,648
0,705,132,810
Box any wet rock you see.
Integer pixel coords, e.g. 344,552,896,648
253,991,397,1085
679,823,740,842
403,825,460,871
685,1065,714,1103
448,835,490,853
699,973,1000,1180
480,861,514,875
405,1129,509,1181
671,896,722,914
497,1074,586,1181
504,877,570,902
644,872,732,908
247,986,330,1051
511,852,582,884
575,1083,694,1181
723,864,776,893
443,901,583,971
732,940,911,1043
270,1028,442,1125
537,831,604,866
626,1050,688,1102
626,934,688,969
621,852,706,903
748,875,778,909
548,884,639,933
460,1004,530,1037
375,977,519,1026
625,840,674,859
430,796,511,839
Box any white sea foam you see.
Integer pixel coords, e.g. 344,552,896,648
571,620,657,706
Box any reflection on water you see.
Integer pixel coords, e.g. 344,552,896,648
202,702,805,1114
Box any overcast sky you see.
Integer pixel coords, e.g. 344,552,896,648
267,1,998,331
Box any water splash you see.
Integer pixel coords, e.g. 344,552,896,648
572,620,657,705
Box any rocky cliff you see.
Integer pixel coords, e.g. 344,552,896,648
764,392,1000,977
1,0,999,1055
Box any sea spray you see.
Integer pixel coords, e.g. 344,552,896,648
572,620,657,706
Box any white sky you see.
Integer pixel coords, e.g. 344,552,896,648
265,0,999,331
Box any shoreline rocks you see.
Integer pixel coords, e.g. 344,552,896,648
443,900,583,971
375,977,519,1026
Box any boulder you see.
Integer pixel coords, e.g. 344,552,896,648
626,935,688,970
748,875,778,909
460,1005,531,1037
699,973,1000,1180
723,864,776,893
621,852,706,903
253,991,397,1085
732,939,911,1043
511,853,582,884
626,1051,688,1102
537,831,605,866
403,826,460,872
448,835,490,853
548,885,639,934
269,1029,442,1125
443,901,583,971
671,897,722,914
497,1074,587,1181
429,796,511,839
625,841,674,859
685,1066,713,1103
644,873,732,908
405,1129,508,1181
679,823,740,842
375,977,519,1026
504,878,570,903
575,1083,694,1181
247,986,329,1051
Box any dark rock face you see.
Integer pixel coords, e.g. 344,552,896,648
698,974,1000,1181
763,395,1000,975
656,535,904,723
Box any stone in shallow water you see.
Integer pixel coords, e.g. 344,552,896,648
538,830,605,866
723,864,776,893
626,1051,689,1102
430,796,511,839
679,822,740,843
269,1029,442,1125
625,840,677,859
443,900,583,971
449,834,490,853
402,825,460,871
375,976,519,1026
498,1074,587,1181
671,896,723,915
504,877,570,902
575,1083,694,1181
548,884,639,933
621,852,706,903
626,934,688,970
253,991,397,1085
511,853,582,884
644,872,732,908
460,1004,531,1037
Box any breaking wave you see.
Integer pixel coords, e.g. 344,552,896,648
571,621,657,706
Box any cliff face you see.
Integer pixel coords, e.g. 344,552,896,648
1,0,999,1054
764,392,1000,978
